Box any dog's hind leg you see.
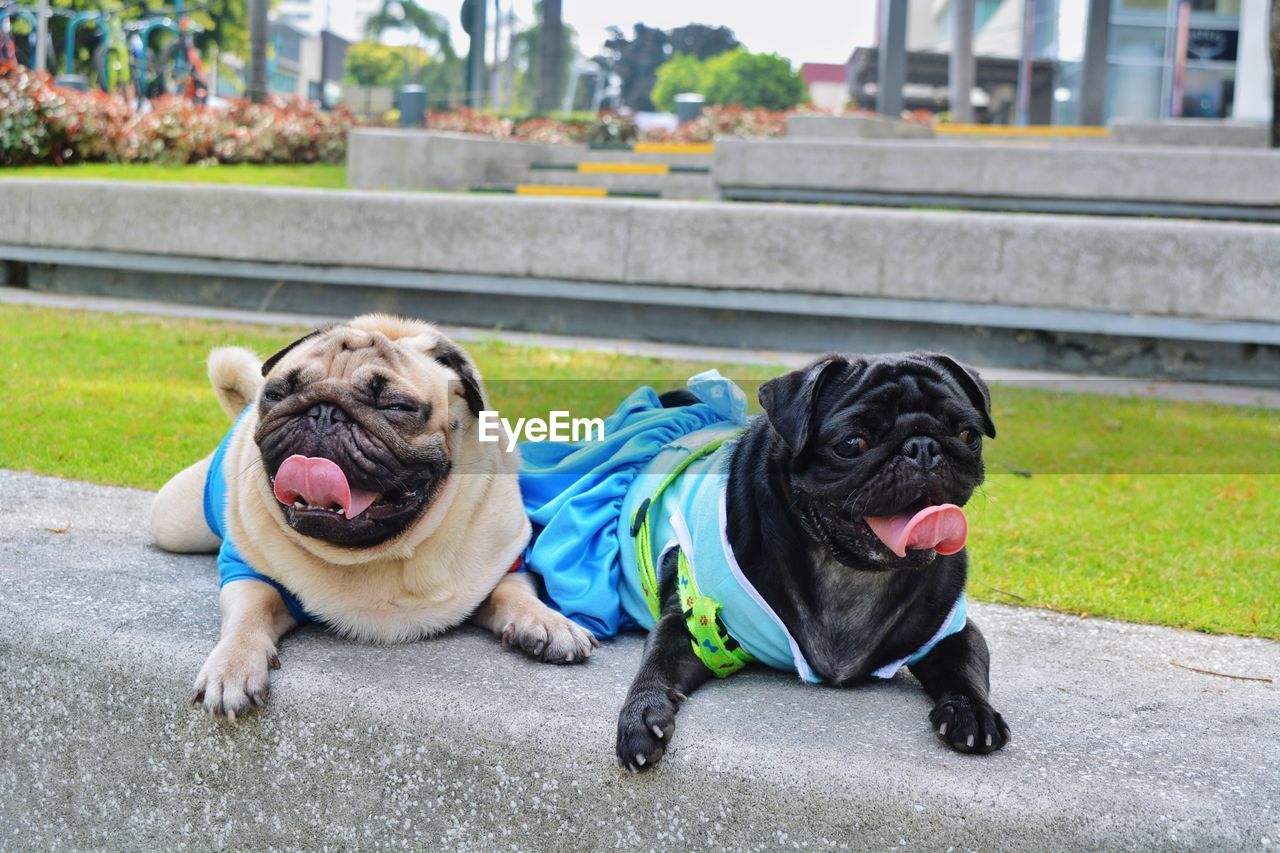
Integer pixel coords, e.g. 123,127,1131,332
909,620,1011,755
150,453,220,554
615,558,715,772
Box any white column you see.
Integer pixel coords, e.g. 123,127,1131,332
1234,0,1272,120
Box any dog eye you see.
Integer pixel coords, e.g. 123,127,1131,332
380,401,418,413
833,435,869,459
959,429,981,449
262,388,284,403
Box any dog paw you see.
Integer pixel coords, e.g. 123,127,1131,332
929,694,1010,755
616,688,684,772
192,635,280,720
500,608,598,664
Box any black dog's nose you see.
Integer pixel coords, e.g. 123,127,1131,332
901,436,942,467
306,403,351,431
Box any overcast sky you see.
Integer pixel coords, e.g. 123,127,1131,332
389,1,880,66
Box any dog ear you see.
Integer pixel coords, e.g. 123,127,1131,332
260,326,334,378
429,341,486,417
919,353,996,439
758,356,849,454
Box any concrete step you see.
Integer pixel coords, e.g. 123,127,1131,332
2,470,1278,849
482,168,715,199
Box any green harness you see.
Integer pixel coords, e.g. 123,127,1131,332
631,434,754,678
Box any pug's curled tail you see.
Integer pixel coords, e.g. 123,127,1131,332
208,347,263,421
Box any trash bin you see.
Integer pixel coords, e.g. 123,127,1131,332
674,92,705,125
398,85,427,128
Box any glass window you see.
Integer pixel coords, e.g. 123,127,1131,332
1110,24,1168,59
1116,0,1168,12
1181,66,1234,115
1107,63,1164,118
1191,1,1240,14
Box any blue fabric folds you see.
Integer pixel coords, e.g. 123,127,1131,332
519,371,746,638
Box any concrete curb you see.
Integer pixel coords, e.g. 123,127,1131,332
2,471,1278,849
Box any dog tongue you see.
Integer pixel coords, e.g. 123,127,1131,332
864,504,968,558
272,455,380,519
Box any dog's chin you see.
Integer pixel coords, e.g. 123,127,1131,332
802,498,944,571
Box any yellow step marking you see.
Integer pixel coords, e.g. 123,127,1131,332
936,124,1110,138
577,162,671,175
633,142,715,154
514,184,609,197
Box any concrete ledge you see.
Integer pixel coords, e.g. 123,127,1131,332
714,137,1280,208
348,129,536,192
3,470,1279,848
13,250,1280,383
786,114,935,140
1109,118,1269,149
2,180,1278,327
347,130,713,194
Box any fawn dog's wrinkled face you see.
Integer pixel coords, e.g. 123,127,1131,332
758,352,996,570
253,315,486,549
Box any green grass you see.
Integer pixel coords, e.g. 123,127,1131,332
0,162,347,189
2,304,1276,640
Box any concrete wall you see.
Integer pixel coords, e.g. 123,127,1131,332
714,138,1280,207
347,130,715,193
1,180,1278,326
348,130,539,192
1109,118,1270,149
786,115,934,140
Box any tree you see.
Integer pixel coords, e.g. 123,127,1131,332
365,0,455,59
595,22,739,111
651,48,809,112
537,0,562,112
511,2,577,113
699,49,808,111
345,42,431,88
366,0,460,104
650,53,704,112
595,23,670,110
666,23,737,60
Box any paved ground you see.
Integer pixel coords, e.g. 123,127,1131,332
5,285,1280,409
2,470,1277,850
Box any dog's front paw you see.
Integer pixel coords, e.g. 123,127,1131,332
616,688,684,772
500,607,598,664
930,693,1010,754
192,635,280,720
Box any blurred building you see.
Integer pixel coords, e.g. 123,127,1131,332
851,0,1265,124
801,63,853,111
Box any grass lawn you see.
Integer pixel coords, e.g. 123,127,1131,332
0,162,347,189
3,304,1276,640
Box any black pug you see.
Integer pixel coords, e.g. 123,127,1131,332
616,352,1010,771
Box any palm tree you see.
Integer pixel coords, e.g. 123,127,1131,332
365,0,455,60
365,0,459,103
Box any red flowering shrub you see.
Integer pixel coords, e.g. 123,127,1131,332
0,63,356,167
